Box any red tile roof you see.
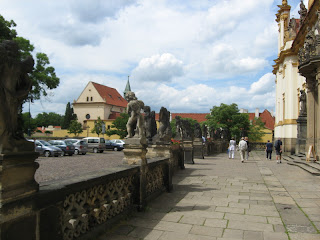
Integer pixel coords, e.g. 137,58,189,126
92,82,128,108
160,113,209,123
248,109,275,130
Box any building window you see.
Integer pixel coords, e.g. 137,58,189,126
91,97,93,101
107,125,111,130
87,97,89,101
282,93,285,121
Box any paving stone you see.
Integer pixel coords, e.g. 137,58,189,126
228,220,274,232
98,234,138,240
224,213,267,223
222,229,243,239
128,227,163,240
289,232,320,240
158,231,216,240
216,206,244,214
190,225,223,237
243,230,263,240
239,199,258,205
245,205,279,217
267,217,283,225
273,196,296,205
263,232,289,240
274,224,286,232
179,215,205,225
204,218,228,228
228,202,250,209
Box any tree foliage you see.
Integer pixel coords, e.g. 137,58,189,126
62,102,77,129
0,14,59,101
21,112,37,135
206,103,250,140
34,112,64,127
91,117,105,137
68,120,83,137
248,117,265,142
105,113,129,139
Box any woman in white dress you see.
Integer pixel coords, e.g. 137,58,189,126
228,137,236,159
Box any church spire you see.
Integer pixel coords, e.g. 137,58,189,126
124,76,131,98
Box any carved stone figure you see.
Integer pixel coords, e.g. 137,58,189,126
202,125,208,139
157,107,172,141
282,0,287,5
181,119,192,140
194,123,202,139
299,89,307,115
299,0,307,24
175,116,182,139
0,40,34,153
299,27,318,65
125,91,145,138
144,106,157,142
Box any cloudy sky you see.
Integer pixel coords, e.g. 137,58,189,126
2,0,306,116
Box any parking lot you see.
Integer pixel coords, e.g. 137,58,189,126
35,150,124,185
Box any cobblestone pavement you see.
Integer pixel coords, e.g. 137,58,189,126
35,150,124,185
97,151,320,240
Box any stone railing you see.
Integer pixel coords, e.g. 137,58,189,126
35,158,170,240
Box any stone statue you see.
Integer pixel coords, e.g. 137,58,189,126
157,107,172,142
299,0,307,24
175,116,182,139
125,91,145,138
202,125,208,139
299,89,307,115
194,123,202,139
0,40,34,153
181,119,193,140
144,106,157,142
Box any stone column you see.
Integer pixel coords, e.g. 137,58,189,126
306,78,316,153
317,68,320,159
182,140,194,164
193,138,204,159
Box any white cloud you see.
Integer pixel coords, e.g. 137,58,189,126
249,73,275,94
132,53,184,82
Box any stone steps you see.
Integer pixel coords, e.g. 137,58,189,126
283,154,320,176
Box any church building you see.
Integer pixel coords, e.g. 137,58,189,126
273,0,320,157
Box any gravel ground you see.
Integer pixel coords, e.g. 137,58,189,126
35,150,124,185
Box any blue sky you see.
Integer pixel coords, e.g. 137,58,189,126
1,0,306,116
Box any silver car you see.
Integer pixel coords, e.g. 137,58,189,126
65,139,88,155
29,140,63,157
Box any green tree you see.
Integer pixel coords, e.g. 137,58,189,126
68,120,83,137
248,117,265,142
21,112,37,135
91,117,105,137
62,102,77,129
206,103,250,140
0,14,59,101
105,113,129,139
34,112,64,127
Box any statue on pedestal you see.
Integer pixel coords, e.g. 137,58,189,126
299,89,307,116
194,123,202,139
125,91,145,138
0,40,34,153
155,107,171,142
144,106,157,142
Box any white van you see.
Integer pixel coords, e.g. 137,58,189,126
82,137,105,153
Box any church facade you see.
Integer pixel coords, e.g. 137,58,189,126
273,0,320,157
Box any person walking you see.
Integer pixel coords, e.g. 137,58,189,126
238,137,247,163
244,137,250,161
274,137,282,163
266,140,273,160
228,137,236,159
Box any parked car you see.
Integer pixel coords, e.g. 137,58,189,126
29,139,63,157
48,140,75,156
82,137,105,153
65,139,88,155
105,139,125,151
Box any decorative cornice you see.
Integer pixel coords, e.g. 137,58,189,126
275,119,297,127
272,49,296,74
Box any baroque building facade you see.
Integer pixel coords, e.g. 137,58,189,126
273,0,320,157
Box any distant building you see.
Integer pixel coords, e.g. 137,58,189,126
248,109,275,143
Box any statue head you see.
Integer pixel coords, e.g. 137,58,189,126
125,91,137,102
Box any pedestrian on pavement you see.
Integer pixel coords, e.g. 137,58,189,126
238,137,247,163
244,136,250,160
275,137,282,163
266,140,273,160
228,137,236,159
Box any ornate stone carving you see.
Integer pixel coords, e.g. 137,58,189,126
298,0,307,25
181,119,193,140
202,125,208,139
155,107,172,142
144,106,157,143
299,89,307,116
175,116,182,140
146,165,165,196
298,27,320,66
125,91,145,138
194,122,202,139
282,0,287,6
0,40,34,153
61,175,135,240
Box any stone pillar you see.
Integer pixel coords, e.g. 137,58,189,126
317,69,320,159
306,79,316,153
182,140,194,164
123,138,148,165
296,115,307,154
193,138,204,159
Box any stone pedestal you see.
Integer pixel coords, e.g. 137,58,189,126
296,114,307,154
193,138,204,159
123,137,148,165
146,143,171,159
182,140,194,164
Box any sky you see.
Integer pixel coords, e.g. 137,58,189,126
1,0,306,116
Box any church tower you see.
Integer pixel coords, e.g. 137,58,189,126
123,76,131,98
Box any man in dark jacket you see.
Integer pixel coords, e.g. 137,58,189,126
274,138,282,163
266,140,273,160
